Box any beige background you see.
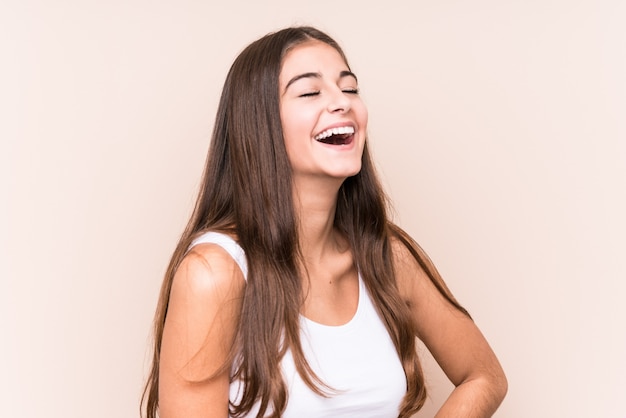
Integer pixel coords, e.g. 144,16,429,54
1,0,624,417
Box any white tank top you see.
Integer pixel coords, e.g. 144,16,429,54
191,232,407,418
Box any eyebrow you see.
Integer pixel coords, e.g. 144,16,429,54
284,70,358,92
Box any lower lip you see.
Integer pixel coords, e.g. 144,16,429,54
316,134,356,149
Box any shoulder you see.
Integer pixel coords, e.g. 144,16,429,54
389,234,415,267
388,233,451,315
389,234,430,290
159,242,245,414
172,242,246,299
162,242,245,379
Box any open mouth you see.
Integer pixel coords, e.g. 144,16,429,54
314,126,355,145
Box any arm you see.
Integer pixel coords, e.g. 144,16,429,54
158,244,246,418
393,240,507,417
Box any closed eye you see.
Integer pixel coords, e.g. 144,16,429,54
299,91,320,98
342,88,360,94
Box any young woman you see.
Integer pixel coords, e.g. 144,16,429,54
142,26,507,418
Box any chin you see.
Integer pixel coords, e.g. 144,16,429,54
333,165,362,179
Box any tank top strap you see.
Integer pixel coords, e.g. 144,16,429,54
190,231,248,279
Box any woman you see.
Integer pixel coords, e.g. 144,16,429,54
142,26,507,418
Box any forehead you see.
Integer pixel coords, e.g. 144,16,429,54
280,41,348,81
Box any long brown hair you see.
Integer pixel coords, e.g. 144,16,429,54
142,26,468,418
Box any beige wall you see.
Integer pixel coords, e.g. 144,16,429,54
2,1,624,417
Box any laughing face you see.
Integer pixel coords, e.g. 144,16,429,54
279,40,368,184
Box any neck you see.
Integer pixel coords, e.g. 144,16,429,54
293,176,345,263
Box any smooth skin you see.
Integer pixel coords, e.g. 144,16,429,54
157,41,507,417
394,241,508,416
159,245,245,417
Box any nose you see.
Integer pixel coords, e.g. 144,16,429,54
327,87,351,114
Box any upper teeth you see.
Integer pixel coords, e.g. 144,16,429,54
314,126,355,141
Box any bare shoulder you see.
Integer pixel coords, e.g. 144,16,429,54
161,242,245,381
389,233,507,411
159,243,245,417
388,235,430,300
172,242,246,297
389,235,416,269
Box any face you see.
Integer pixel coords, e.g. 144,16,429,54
279,41,368,183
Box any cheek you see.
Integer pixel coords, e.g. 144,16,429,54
280,111,297,153
281,106,316,144
356,101,369,127
280,110,309,164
